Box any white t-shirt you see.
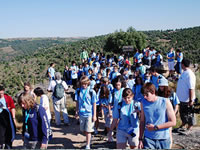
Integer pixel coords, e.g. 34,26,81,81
176,68,196,102
40,94,51,120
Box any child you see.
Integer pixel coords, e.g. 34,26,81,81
99,86,112,139
132,76,144,102
108,88,140,149
75,76,97,149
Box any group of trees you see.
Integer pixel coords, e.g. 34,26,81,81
104,27,146,53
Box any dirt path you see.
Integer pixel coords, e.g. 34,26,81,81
13,116,116,149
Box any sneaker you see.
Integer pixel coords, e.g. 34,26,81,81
85,145,90,149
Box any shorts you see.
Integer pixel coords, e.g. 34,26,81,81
116,129,139,147
104,112,112,128
79,116,94,133
168,61,174,71
143,137,170,149
179,102,196,126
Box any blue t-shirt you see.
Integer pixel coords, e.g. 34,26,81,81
48,67,55,80
109,88,124,109
132,85,144,102
75,87,97,117
151,74,165,90
142,97,170,139
113,100,140,133
169,92,180,109
83,66,90,76
167,51,175,62
177,52,183,62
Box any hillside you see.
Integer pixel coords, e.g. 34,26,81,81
0,37,87,61
0,26,200,98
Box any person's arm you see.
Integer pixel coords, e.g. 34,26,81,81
75,101,79,119
146,99,176,131
174,105,179,115
189,89,195,106
138,103,145,149
11,108,16,120
108,104,112,118
92,102,97,122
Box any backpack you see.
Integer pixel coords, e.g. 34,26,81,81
45,69,49,77
36,105,53,141
53,81,65,99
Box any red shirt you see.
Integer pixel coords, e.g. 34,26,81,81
4,94,15,112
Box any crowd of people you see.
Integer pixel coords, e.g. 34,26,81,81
0,46,197,149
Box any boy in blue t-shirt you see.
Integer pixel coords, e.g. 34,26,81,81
75,76,97,149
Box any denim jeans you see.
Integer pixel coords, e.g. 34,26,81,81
53,96,69,125
144,137,170,149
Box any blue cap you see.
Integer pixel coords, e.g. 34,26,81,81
158,78,168,86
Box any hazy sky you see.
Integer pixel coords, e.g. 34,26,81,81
0,0,200,38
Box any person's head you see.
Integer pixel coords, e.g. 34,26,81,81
142,83,157,102
102,77,109,85
106,68,111,75
33,87,45,97
18,93,35,110
90,74,96,80
80,76,90,89
88,68,93,74
150,67,158,76
170,47,174,52
65,65,68,70
72,61,76,66
158,78,172,98
176,49,181,54
79,64,83,69
134,70,140,77
135,76,143,85
50,63,55,67
100,85,110,99
97,73,102,80
122,88,134,104
24,82,32,92
158,78,168,91
129,74,133,80
113,75,126,90
114,65,118,72
55,72,62,80
181,58,190,69
145,71,151,80
0,85,5,98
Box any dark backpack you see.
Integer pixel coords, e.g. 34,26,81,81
53,81,65,99
46,69,49,78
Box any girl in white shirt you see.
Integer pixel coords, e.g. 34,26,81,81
34,87,51,124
